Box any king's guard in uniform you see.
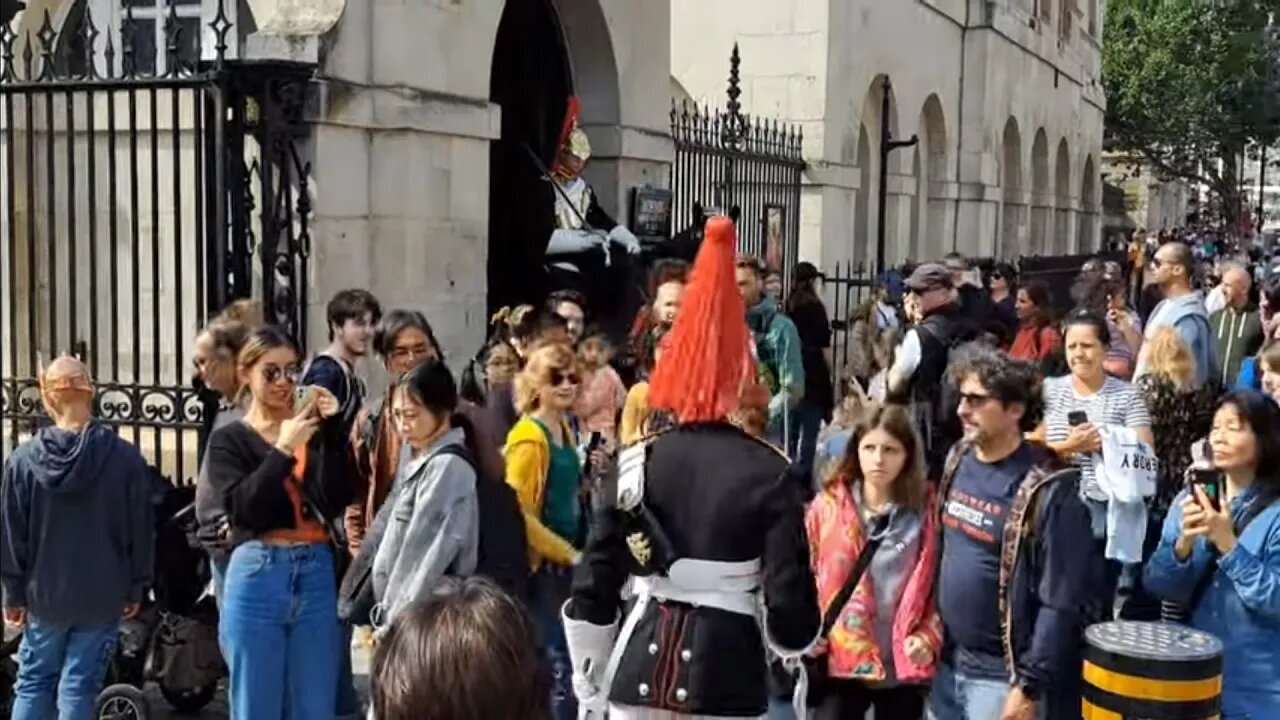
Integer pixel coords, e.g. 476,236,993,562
561,216,820,719
541,100,642,334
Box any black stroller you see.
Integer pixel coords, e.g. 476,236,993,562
94,474,225,719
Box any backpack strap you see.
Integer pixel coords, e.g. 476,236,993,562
997,465,1073,677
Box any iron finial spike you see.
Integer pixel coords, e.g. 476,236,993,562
36,8,54,80
210,0,232,67
20,27,33,80
103,27,116,78
0,20,15,82
121,1,136,77
164,0,181,76
81,3,100,80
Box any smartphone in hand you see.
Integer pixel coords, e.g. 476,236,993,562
1068,411,1088,427
293,386,313,413
1190,439,1220,511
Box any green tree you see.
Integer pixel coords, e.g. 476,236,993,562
1103,0,1280,222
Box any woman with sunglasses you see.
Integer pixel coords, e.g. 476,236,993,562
203,326,353,719
504,341,585,720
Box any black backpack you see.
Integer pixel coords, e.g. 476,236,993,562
435,445,531,603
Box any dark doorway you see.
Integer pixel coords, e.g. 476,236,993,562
487,0,573,318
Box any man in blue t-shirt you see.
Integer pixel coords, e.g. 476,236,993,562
931,346,1096,720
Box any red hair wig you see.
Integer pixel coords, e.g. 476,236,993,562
648,216,754,423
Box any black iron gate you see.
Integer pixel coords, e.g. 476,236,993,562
670,44,804,283
0,2,312,484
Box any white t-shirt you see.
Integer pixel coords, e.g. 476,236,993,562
1042,375,1152,500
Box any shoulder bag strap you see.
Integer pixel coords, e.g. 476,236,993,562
820,512,891,638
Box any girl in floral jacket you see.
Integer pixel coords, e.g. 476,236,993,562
805,402,942,719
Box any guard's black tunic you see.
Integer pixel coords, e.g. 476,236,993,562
566,422,820,717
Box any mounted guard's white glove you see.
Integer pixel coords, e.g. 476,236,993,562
548,228,606,256
608,225,643,256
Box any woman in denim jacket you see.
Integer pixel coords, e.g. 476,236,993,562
1145,391,1280,718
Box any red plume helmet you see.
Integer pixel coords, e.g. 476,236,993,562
648,215,754,424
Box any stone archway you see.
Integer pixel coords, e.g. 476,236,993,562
914,94,948,261
1054,139,1072,254
1080,155,1098,251
858,76,905,266
1030,129,1050,255
855,123,872,264
1000,117,1024,259
485,0,621,317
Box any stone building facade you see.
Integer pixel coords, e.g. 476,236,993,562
671,0,1106,269
4,0,671,365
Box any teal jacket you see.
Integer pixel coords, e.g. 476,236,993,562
746,296,805,431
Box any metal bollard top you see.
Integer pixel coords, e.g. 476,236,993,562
1086,621,1223,663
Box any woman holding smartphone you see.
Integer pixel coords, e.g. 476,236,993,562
1144,392,1280,717
204,326,352,719
1034,309,1153,618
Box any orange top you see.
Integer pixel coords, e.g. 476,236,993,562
262,445,329,544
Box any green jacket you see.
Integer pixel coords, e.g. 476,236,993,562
1210,305,1263,387
746,296,805,430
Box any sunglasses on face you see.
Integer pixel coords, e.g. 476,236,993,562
958,392,997,407
262,364,301,385
549,368,581,387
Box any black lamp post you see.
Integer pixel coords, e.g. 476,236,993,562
876,77,917,273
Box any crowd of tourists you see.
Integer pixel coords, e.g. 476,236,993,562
3,218,1280,720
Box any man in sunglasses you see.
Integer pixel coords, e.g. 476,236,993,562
1135,242,1217,388
931,346,1094,720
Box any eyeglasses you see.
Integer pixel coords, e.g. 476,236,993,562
262,364,301,385
958,392,997,407
389,344,434,363
549,369,581,387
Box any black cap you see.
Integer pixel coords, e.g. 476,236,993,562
794,261,823,284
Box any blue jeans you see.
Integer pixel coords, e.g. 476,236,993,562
532,564,576,720
219,541,340,720
929,660,1059,720
928,660,1014,720
787,401,824,477
11,616,118,720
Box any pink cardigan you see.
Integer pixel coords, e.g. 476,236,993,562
804,481,943,683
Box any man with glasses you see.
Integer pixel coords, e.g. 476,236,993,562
1135,242,1217,388
930,345,1094,720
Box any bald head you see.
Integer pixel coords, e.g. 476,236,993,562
40,355,93,422
1220,262,1252,308
43,355,90,384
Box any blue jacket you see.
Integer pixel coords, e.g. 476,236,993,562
1140,293,1217,387
1145,488,1280,718
1,423,155,624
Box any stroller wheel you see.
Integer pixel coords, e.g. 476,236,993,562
96,683,151,720
159,680,217,712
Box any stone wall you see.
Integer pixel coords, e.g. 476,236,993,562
308,0,672,377
671,0,1105,270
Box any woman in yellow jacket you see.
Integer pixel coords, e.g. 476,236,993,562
504,341,584,720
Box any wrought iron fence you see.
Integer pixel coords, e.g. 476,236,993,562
669,44,804,287
0,2,312,483
824,260,877,393
822,251,1131,394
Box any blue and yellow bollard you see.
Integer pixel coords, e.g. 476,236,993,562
1082,621,1223,720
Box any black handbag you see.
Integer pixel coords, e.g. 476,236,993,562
771,512,890,705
